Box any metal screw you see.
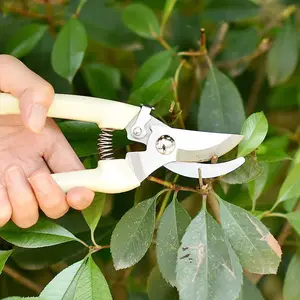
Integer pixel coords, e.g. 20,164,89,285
132,126,142,137
156,135,176,155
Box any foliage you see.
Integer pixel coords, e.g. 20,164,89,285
0,0,300,299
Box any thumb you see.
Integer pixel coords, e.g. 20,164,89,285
0,55,54,133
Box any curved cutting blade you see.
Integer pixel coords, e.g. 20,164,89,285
164,157,245,178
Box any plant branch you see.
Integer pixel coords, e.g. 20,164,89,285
73,0,87,18
3,265,43,294
208,22,229,59
156,190,172,223
148,176,205,195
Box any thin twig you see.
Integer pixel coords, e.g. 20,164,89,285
247,60,266,115
3,265,43,294
147,176,203,194
208,23,229,59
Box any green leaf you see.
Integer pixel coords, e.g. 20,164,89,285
221,155,263,184
0,218,80,248
82,63,121,99
156,197,191,286
283,252,300,300
238,112,268,157
0,250,13,274
129,78,174,116
176,207,243,300
40,259,86,299
161,0,178,31
257,148,291,163
58,121,99,141
248,162,269,209
267,18,299,86
198,66,245,134
147,266,179,300
3,298,41,300
287,212,300,236
122,3,160,39
276,164,300,205
6,23,47,58
203,0,259,21
238,276,264,300
51,18,87,83
217,195,282,274
82,193,106,235
133,50,174,90
111,196,157,269
74,257,112,300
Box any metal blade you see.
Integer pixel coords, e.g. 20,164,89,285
164,157,245,178
150,125,243,162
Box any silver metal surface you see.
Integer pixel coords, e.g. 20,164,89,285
164,157,245,178
125,108,245,182
130,106,153,139
98,129,114,160
156,135,176,155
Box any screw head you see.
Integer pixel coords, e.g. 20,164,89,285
132,126,142,137
156,135,176,155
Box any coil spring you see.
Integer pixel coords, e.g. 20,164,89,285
98,129,114,160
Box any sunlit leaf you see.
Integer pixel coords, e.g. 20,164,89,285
82,193,106,235
133,50,174,90
6,23,47,58
82,63,121,99
238,112,268,157
156,197,191,286
0,218,80,248
40,259,86,299
248,162,269,209
176,207,243,300
74,257,112,300
198,66,245,134
238,276,264,300
283,252,300,300
161,0,178,31
0,249,13,274
217,195,282,274
129,78,174,116
221,155,263,184
147,266,178,300
276,164,300,205
111,196,157,270
267,18,299,86
122,4,160,39
51,18,87,83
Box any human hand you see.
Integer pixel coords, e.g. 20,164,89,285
0,55,95,228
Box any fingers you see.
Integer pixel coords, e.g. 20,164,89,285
44,122,95,210
30,171,69,219
0,185,12,227
67,187,94,210
4,165,39,228
0,55,54,133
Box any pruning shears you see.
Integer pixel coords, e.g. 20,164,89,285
0,93,245,193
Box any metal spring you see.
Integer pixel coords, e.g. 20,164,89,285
98,129,115,160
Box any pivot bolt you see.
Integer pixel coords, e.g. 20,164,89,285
132,126,142,137
156,135,176,155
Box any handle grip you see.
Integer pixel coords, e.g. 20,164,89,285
0,92,140,129
47,160,140,194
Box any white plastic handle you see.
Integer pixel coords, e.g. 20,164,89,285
50,160,140,194
0,92,140,129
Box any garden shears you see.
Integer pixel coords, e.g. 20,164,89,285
0,93,245,194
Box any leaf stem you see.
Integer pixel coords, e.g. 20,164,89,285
173,59,186,128
263,212,288,219
156,190,172,224
74,0,87,18
157,36,172,50
77,238,90,248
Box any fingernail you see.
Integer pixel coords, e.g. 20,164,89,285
28,103,47,132
6,166,24,186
